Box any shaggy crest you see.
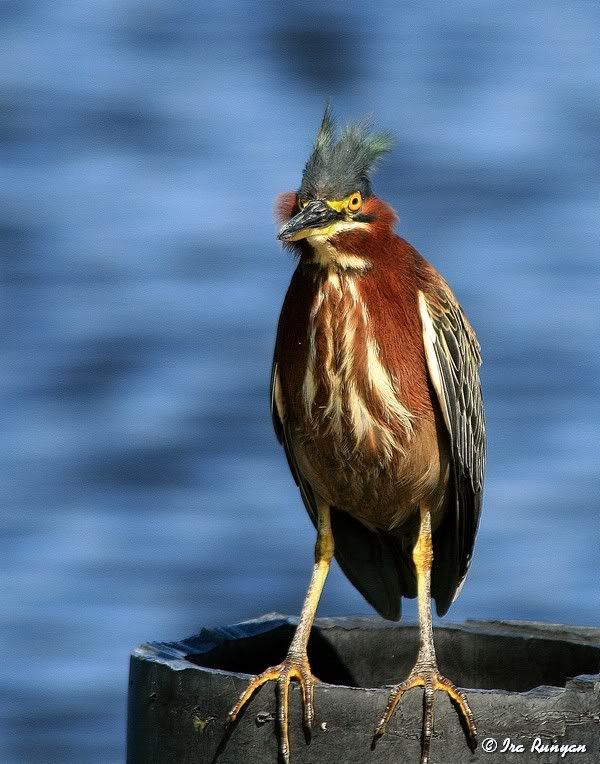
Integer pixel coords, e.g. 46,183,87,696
299,105,393,200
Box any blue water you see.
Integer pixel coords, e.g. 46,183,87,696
1,2,599,762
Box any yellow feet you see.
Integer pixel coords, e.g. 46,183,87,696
374,665,476,764
227,653,318,764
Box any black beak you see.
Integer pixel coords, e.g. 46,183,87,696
277,200,342,241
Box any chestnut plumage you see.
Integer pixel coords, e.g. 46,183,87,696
273,188,484,616
229,108,486,764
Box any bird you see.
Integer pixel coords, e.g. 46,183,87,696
227,106,486,764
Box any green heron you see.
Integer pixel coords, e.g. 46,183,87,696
228,107,485,764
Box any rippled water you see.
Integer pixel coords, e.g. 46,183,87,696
1,2,599,762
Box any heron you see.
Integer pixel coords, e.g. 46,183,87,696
228,106,486,764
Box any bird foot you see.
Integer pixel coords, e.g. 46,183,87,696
374,662,476,764
227,652,318,764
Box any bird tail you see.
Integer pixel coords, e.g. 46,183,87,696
330,508,417,621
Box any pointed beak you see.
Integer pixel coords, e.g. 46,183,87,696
277,200,342,241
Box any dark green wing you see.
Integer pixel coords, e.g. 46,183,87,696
418,281,486,616
270,359,414,620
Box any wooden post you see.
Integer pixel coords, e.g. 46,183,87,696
127,614,600,763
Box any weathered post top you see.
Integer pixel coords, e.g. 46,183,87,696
127,615,600,763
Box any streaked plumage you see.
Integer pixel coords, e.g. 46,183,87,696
229,107,486,764
271,206,484,619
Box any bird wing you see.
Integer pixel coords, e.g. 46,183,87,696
270,358,411,621
418,279,486,616
270,359,319,522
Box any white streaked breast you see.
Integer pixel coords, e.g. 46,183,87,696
301,272,413,461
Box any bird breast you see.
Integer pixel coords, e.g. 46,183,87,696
301,270,414,464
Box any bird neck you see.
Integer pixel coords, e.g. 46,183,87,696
304,234,372,274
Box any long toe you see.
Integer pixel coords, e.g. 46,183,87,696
373,667,476,764
374,675,423,739
227,654,318,764
435,673,477,749
420,674,436,764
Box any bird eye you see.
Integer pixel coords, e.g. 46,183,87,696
347,192,362,212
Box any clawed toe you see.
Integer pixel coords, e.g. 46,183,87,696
374,667,476,764
227,654,318,764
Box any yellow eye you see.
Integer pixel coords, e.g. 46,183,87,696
347,192,362,212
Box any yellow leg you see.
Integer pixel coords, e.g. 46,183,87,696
374,507,476,764
228,503,334,763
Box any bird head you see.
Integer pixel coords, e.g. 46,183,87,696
277,106,396,265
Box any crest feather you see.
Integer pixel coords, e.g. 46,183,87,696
300,105,393,199
314,103,334,152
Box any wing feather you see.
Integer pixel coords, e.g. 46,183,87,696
418,281,485,616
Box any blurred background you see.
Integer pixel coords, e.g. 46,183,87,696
1,0,599,761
